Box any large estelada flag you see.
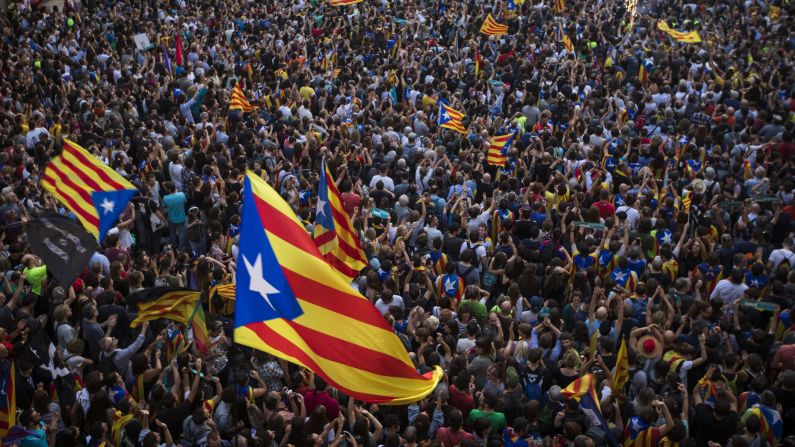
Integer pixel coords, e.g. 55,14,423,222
128,288,201,327
27,215,98,287
235,172,443,404
438,102,468,134
314,159,367,281
41,139,138,242
480,13,509,36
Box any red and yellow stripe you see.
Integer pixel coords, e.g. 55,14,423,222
236,172,443,404
191,304,210,354
131,290,200,327
330,0,363,5
486,134,512,166
229,82,258,112
40,139,135,239
0,361,15,437
656,22,701,43
314,163,367,280
440,104,468,134
480,14,509,36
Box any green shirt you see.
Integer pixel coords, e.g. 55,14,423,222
459,299,488,323
466,408,507,433
24,265,47,295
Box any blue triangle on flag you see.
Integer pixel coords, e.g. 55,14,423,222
92,189,138,243
235,179,304,328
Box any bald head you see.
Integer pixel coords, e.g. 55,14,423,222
663,330,676,346
595,307,608,320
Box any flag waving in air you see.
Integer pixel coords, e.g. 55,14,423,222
330,0,363,5
234,172,443,404
486,133,515,167
438,102,468,134
611,336,629,400
41,139,138,242
128,288,201,327
314,159,367,281
656,21,702,43
480,14,509,36
229,81,258,113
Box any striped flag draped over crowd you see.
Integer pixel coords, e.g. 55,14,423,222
234,172,443,404
40,139,138,242
656,21,702,43
314,159,368,281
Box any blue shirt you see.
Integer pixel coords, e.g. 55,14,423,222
162,192,187,224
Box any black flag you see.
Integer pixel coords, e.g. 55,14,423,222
27,215,98,286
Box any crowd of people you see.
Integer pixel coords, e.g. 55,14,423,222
0,0,794,446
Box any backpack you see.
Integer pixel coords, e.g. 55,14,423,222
465,242,483,265
456,264,478,286
98,350,118,377
520,365,545,402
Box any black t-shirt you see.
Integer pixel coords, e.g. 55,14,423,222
159,400,194,439
693,403,739,446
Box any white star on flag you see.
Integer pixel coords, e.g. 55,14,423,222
100,198,115,215
660,232,672,245
244,254,280,312
613,270,627,282
444,277,456,291
316,198,327,217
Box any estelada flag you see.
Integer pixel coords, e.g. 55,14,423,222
234,172,443,404
314,159,367,280
480,14,509,36
128,288,201,327
40,139,138,242
330,0,363,5
486,133,514,167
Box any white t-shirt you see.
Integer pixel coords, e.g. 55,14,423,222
375,295,405,315
769,248,795,270
369,174,395,191
709,279,748,305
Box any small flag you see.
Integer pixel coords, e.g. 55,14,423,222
162,45,173,74
41,139,138,242
554,0,565,13
438,102,468,134
189,302,210,354
475,48,483,76
314,159,368,281
391,35,401,59
639,58,654,84
486,133,514,166
128,288,201,327
480,14,509,36
559,24,574,52
235,172,443,404
562,374,618,446
611,336,629,400
229,81,258,113
656,21,702,43
175,33,183,66
26,215,99,286
112,411,135,447
330,0,363,5
209,282,236,315
0,361,15,438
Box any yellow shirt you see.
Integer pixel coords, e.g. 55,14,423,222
299,86,315,100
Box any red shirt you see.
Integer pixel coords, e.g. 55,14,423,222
303,390,340,420
448,385,474,419
593,200,616,219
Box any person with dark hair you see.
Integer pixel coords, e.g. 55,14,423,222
303,371,340,420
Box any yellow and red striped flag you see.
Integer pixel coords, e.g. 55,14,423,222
560,25,574,52
40,139,138,241
486,133,514,167
656,21,702,43
438,102,468,134
190,302,210,354
554,0,565,13
480,14,509,36
229,81,258,112
128,288,201,327
611,336,629,399
314,159,367,281
234,172,443,404
330,0,363,5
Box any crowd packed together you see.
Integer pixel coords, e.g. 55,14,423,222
0,0,794,446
